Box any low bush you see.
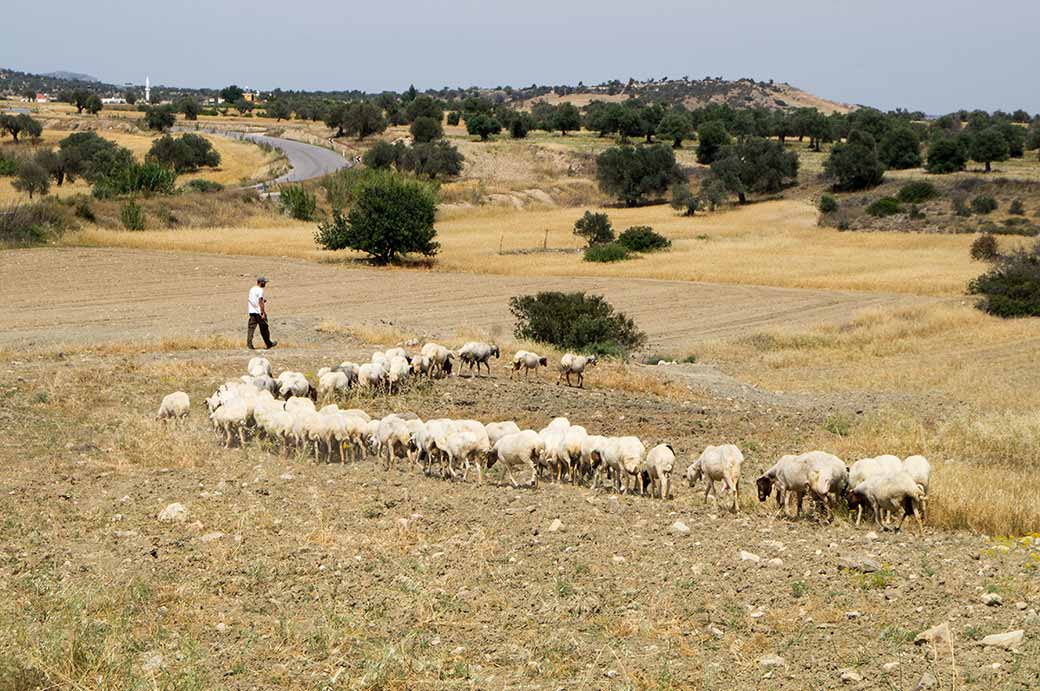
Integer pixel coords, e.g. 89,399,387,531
670,183,699,216
119,198,145,230
951,195,971,217
908,204,926,220
969,243,1040,317
509,291,646,352
279,185,317,220
0,198,71,245
73,197,96,222
183,179,224,193
1009,199,1025,215
583,242,630,262
818,194,838,213
970,233,999,261
897,181,937,203
0,152,17,176
617,225,670,252
865,197,903,217
93,162,176,197
971,195,998,215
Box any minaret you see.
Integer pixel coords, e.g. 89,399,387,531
145,76,151,103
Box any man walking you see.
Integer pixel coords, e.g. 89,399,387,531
247,277,277,349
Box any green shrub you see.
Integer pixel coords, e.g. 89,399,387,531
509,291,646,352
321,167,400,210
897,181,937,203
865,197,903,217
970,233,999,261
0,153,17,176
73,197,96,222
363,141,401,170
617,225,670,252
818,194,838,213
670,183,699,216
93,162,176,197
583,242,630,262
446,111,461,126
0,198,71,245
1009,199,1025,215
279,185,317,220
183,179,224,193
969,243,1040,317
119,198,145,230
971,195,998,215
951,195,971,217
146,133,220,173
573,210,614,246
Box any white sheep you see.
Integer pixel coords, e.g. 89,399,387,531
420,343,454,377
458,342,500,376
386,356,411,394
357,362,387,391
643,443,676,499
211,398,249,448
490,430,545,488
485,420,522,446
848,455,903,489
580,434,610,487
804,451,848,519
157,391,190,420
247,357,272,378
383,347,409,361
847,471,926,534
376,415,411,470
600,436,646,494
510,350,549,380
555,425,588,483
687,444,744,511
317,371,351,401
756,454,810,517
410,354,434,379
538,421,570,481
557,353,597,388
278,373,312,400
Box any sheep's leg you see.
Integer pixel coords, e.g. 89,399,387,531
508,468,518,488
855,505,863,527
578,372,584,388
912,501,924,536
237,426,247,448
703,481,712,504
795,492,804,519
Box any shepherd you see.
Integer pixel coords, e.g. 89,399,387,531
247,276,277,350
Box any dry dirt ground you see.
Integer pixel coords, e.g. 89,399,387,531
2,247,1038,689
3,247,936,354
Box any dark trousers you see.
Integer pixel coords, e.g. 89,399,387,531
247,314,273,348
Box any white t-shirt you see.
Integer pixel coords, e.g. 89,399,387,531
248,286,265,315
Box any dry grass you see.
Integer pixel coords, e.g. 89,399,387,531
66,199,988,296
696,302,1040,535
0,130,279,204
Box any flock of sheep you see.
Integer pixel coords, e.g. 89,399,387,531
155,344,933,534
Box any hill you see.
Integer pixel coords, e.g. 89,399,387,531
512,77,855,114
42,70,99,83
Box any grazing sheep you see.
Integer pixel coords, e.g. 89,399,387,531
485,420,522,446
284,396,316,415
847,471,926,535
444,424,492,482
510,350,549,380
557,353,597,388
250,375,278,396
848,455,903,489
386,356,411,394
599,436,646,494
247,357,272,378
420,343,454,378
211,398,249,448
643,443,676,499
317,371,351,401
556,425,589,483
458,342,500,376
157,391,190,420
278,373,313,400
490,430,545,488
580,434,610,487
384,347,409,361
357,362,387,391
687,444,744,512
376,416,411,470
804,451,848,519
334,362,361,385
410,354,435,379
756,454,810,517
902,454,932,519
538,421,570,481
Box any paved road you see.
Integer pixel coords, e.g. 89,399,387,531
176,127,351,184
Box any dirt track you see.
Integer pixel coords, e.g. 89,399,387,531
3,248,937,351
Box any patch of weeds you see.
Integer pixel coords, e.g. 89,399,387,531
879,625,916,643
555,579,574,597
362,506,383,519
857,567,895,590
823,414,853,437
31,390,49,404
574,563,589,575
678,579,698,591
984,583,1001,594
963,624,985,641
695,234,710,240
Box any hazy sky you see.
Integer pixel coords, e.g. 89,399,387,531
4,0,1038,113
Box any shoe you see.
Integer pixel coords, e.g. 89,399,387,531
247,345,256,350
267,341,278,349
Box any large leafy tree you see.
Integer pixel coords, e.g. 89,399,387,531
314,172,439,264
696,120,730,164
326,102,387,139
12,160,50,199
710,137,799,203
878,126,922,169
0,113,42,143
405,95,443,124
178,98,201,121
970,126,1009,172
925,135,968,173
58,132,134,182
85,94,103,115
823,130,884,191
147,134,221,172
656,111,693,148
220,85,244,104
465,112,501,141
144,106,176,132
550,103,582,136
410,116,443,143
595,144,684,206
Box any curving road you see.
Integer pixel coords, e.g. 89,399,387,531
176,127,351,184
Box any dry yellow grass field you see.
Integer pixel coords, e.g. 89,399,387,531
68,199,996,296
0,129,279,203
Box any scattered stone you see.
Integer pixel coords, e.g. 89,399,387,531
1015,601,1027,610
671,520,691,537
612,555,626,563
451,646,465,655
605,670,618,679
840,670,863,683
395,517,410,530
188,520,204,531
759,654,785,669
845,611,861,620
916,672,937,689
113,530,138,539
739,550,761,563
766,558,784,568
548,519,563,533
215,622,227,633
882,662,899,672
981,593,1003,606
914,622,951,647
279,472,294,481
157,503,188,523
707,625,724,639
865,531,879,541
838,555,881,573
604,496,621,514
200,531,225,542
141,653,164,673
979,629,1024,650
